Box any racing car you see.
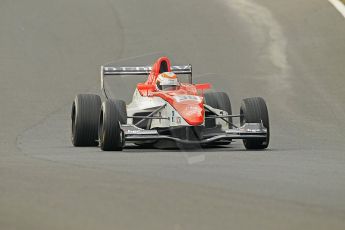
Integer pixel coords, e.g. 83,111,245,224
71,56,269,151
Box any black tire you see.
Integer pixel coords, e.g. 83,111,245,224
240,97,270,150
71,94,101,146
99,100,124,151
204,92,233,128
110,99,127,124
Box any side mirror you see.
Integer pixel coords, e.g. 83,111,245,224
195,83,211,90
137,83,155,91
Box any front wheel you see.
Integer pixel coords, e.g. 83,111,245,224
240,97,270,150
99,100,125,151
71,94,101,146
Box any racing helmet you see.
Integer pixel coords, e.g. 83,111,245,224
156,72,179,91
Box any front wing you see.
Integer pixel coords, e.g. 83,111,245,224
121,123,267,145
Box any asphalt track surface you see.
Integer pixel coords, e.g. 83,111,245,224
1,0,345,229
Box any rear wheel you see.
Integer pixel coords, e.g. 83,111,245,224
71,94,101,146
204,92,232,145
99,100,125,151
111,99,127,124
204,92,232,128
240,97,269,149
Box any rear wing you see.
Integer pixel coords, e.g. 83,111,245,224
102,65,192,75
101,64,192,90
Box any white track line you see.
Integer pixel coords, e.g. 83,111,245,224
328,0,345,18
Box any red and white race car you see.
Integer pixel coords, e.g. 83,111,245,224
71,56,269,151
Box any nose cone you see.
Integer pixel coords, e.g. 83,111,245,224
174,102,204,126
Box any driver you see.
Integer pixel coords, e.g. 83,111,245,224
156,72,180,91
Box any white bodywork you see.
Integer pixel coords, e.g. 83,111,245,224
126,89,228,129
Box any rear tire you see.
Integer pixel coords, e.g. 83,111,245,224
240,97,269,149
204,92,232,145
111,99,127,124
99,100,125,151
71,94,101,146
204,92,233,128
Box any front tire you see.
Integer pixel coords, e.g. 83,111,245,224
240,97,270,149
71,94,101,146
99,100,125,151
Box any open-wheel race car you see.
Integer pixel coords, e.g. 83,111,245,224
71,56,269,151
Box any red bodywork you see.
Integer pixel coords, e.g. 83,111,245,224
137,57,211,126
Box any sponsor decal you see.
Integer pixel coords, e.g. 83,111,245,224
126,129,157,135
173,95,202,103
126,129,141,134
104,66,151,72
184,105,202,116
